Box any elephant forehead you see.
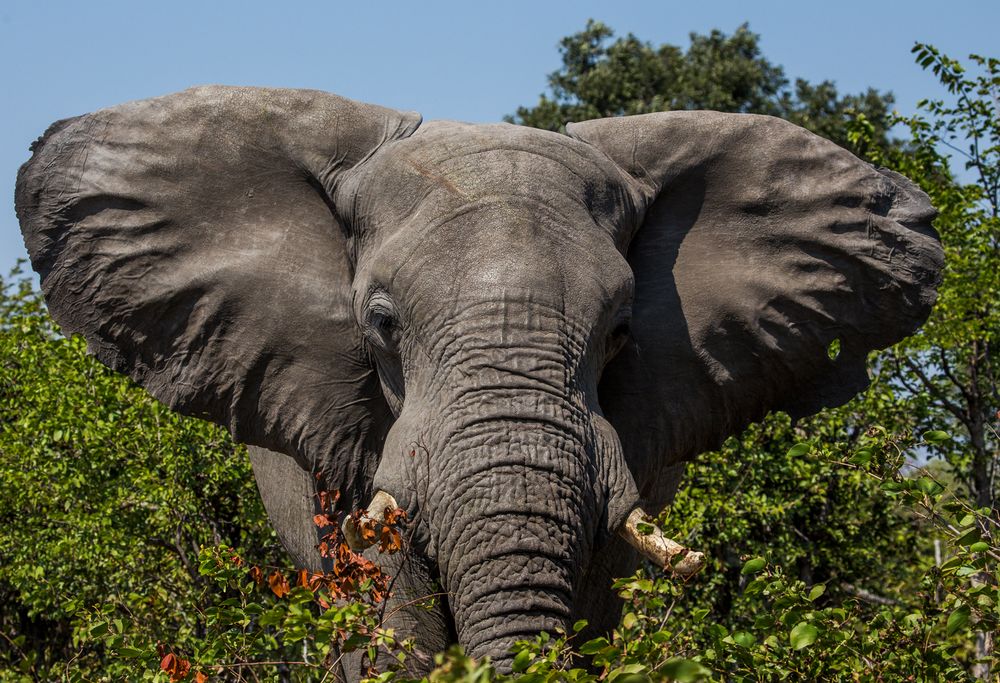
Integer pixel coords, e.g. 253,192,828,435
346,122,637,322
378,201,635,338
356,121,635,225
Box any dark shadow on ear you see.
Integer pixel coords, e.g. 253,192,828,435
598,174,705,508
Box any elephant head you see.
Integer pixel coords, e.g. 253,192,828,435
15,87,942,671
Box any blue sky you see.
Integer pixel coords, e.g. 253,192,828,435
2,0,997,276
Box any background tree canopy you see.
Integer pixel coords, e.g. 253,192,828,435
1,21,997,683
507,21,896,155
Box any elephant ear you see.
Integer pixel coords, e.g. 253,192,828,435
16,87,420,536
569,111,942,500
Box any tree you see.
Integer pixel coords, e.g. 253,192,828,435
508,20,895,155
848,44,1000,676
858,47,1000,514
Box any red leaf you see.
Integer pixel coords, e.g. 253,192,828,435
317,489,340,510
269,570,290,598
195,673,208,683
160,652,192,681
298,568,312,590
248,566,264,585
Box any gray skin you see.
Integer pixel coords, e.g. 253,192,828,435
15,87,943,675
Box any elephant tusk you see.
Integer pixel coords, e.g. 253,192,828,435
618,508,706,578
342,490,399,551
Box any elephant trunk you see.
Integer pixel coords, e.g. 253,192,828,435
428,409,598,669
449,516,578,666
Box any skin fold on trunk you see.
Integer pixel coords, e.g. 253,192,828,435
425,409,598,668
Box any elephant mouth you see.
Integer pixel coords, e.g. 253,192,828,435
346,490,705,579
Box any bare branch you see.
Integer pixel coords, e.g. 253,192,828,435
839,581,901,606
901,355,970,425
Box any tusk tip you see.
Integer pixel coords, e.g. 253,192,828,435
670,550,706,578
619,507,707,578
341,490,399,551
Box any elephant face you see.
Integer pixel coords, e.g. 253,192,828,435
344,123,641,649
15,87,943,669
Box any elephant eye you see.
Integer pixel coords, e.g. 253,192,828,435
368,311,396,339
371,310,396,334
363,293,401,352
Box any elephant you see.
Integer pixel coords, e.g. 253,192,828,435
15,86,942,675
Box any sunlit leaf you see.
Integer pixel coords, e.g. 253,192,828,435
786,443,811,457
789,622,819,650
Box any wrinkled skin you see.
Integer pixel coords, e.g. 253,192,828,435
15,87,943,675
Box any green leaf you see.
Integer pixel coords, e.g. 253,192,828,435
956,528,982,546
572,619,588,633
807,584,826,601
916,477,945,496
741,557,766,575
622,612,638,629
259,607,285,627
511,648,532,673
608,664,650,683
786,443,811,457
660,657,710,682
849,448,873,465
789,622,819,650
732,631,755,648
578,637,609,655
970,542,990,553
947,605,971,635
116,646,144,658
609,674,650,683
923,430,951,443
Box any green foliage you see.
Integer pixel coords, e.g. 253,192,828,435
0,268,281,680
851,45,1000,516
508,20,895,154
80,546,408,682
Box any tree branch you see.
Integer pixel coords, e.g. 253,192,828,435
900,355,970,425
839,581,901,606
